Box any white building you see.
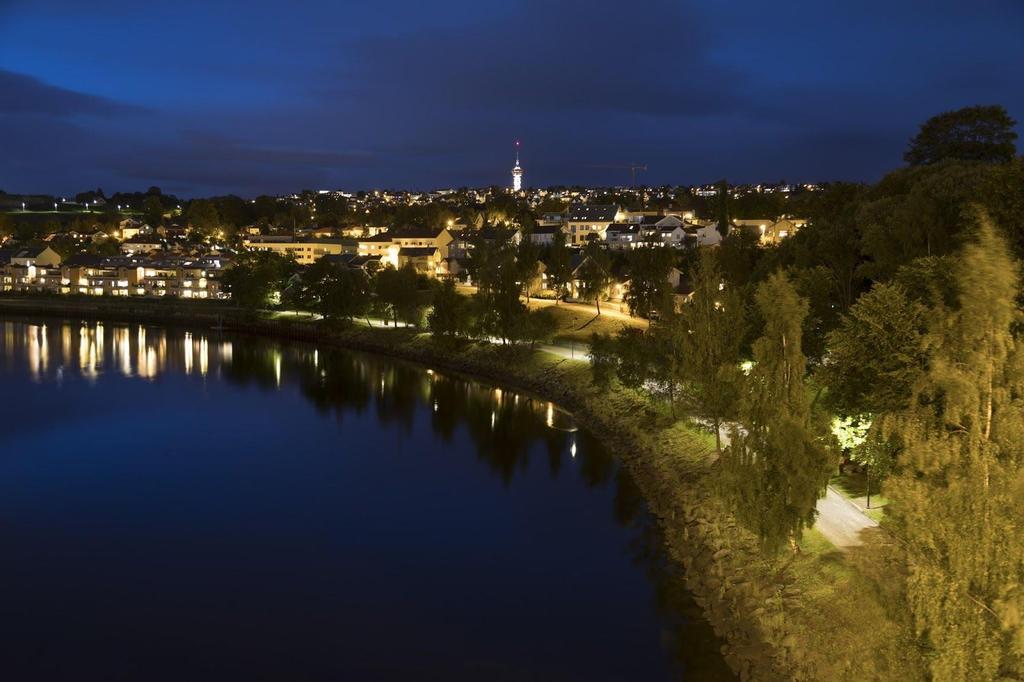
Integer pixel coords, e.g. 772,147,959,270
512,142,524,192
564,204,624,246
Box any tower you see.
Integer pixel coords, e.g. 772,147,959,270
511,141,523,192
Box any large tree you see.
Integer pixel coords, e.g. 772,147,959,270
882,217,1024,679
471,239,529,344
319,268,371,323
187,199,219,235
905,105,1018,166
142,195,164,227
678,249,746,452
545,230,572,302
577,241,613,315
375,264,424,327
624,246,675,319
429,277,469,340
718,271,833,553
222,251,295,310
820,281,929,417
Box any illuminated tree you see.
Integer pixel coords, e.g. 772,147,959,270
222,251,295,310
375,264,424,327
624,246,674,319
820,281,929,417
678,249,745,453
545,230,573,302
577,241,612,315
882,217,1024,679
718,271,833,553
429,278,468,340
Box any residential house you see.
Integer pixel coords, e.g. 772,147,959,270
121,235,165,256
321,253,382,274
117,218,148,240
242,235,357,265
684,222,723,247
357,232,396,258
731,218,806,245
396,246,442,275
605,223,644,250
564,204,623,246
528,225,561,247
389,225,455,259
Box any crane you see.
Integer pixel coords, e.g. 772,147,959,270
587,163,648,188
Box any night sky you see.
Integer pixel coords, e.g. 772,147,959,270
1,0,1022,197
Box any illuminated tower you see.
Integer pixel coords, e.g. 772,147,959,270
511,140,523,192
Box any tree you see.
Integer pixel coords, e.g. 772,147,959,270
222,251,295,310
905,105,1018,166
515,237,541,300
187,199,219,235
623,246,674,319
428,278,468,340
471,238,530,344
881,217,1024,679
849,428,896,510
577,241,612,315
320,269,371,323
718,271,834,553
716,179,730,238
524,308,558,349
858,163,999,279
819,281,929,417
717,230,762,289
142,195,164,227
375,264,424,327
678,249,746,452
588,332,618,390
546,230,572,302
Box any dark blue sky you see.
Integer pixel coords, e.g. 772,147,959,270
1,0,1021,197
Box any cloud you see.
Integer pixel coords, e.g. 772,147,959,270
339,0,745,120
0,69,145,117
2,0,1022,195
103,131,378,194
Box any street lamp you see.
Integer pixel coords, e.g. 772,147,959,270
21,202,25,211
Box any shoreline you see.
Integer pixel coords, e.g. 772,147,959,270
0,295,820,680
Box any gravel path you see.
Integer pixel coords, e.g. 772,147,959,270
814,486,878,550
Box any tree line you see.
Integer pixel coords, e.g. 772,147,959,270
586,105,1023,679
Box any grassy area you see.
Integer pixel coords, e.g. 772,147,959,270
525,300,647,342
830,471,889,522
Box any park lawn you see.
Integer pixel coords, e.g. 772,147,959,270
526,300,647,342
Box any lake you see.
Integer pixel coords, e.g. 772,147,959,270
0,318,732,680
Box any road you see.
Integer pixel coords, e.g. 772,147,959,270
814,486,878,550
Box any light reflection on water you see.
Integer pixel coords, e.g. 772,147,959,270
0,317,735,680
2,318,579,435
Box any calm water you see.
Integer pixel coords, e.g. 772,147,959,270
0,318,731,681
